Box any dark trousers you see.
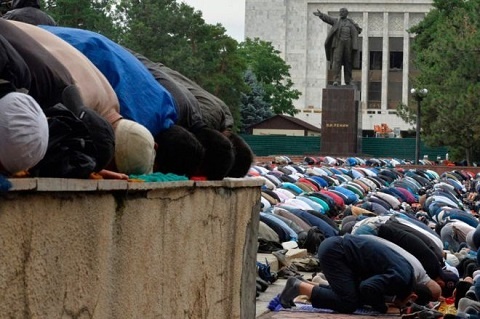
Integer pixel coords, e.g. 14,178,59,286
332,39,353,84
311,238,361,313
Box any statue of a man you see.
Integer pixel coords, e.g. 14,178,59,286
314,8,362,86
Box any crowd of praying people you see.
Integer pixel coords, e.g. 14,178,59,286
251,157,480,318
6,3,480,318
0,0,254,181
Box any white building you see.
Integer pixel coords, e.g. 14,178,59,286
244,0,433,134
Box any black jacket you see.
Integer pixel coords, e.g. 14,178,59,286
2,0,56,26
0,34,30,97
0,19,72,108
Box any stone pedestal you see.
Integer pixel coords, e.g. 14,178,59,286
321,86,362,155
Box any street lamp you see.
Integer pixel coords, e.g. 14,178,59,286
410,88,428,165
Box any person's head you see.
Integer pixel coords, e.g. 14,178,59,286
384,282,428,309
154,124,205,178
114,119,155,175
339,8,349,18
413,283,434,305
471,227,480,252
339,215,357,235
225,133,254,178
0,92,48,175
436,269,459,298
477,247,480,266
78,108,115,172
192,127,235,180
11,0,40,9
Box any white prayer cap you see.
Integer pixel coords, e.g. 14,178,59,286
114,119,155,175
0,92,49,174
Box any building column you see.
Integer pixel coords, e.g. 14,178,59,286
402,13,411,104
361,11,369,112
381,12,389,111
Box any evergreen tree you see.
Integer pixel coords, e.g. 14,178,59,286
240,69,273,133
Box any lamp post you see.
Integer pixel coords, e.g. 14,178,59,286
410,88,428,165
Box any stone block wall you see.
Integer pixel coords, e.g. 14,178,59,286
0,178,263,319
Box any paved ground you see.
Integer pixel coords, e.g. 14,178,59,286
256,276,287,318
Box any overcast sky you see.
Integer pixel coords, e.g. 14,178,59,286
178,0,245,42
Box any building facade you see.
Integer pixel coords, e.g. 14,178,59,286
244,0,433,134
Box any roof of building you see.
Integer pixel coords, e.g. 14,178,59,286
248,115,321,132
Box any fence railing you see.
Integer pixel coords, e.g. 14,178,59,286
240,135,448,161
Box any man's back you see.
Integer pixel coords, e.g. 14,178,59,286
11,21,120,124
326,234,413,277
0,19,73,108
2,0,56,26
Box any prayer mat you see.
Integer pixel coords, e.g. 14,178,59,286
268,295,397,316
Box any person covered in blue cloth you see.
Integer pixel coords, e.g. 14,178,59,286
40,25,232,179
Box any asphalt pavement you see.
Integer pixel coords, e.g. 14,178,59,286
255,252,317,318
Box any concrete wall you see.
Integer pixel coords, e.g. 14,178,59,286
0,178,263,319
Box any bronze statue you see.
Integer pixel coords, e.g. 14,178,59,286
314,8,362,86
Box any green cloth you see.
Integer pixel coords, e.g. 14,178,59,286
129,172,188,182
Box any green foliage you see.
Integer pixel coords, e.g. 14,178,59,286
239,69,273,133
116,0,182,65
43,0,119,41
408,0,480,164
395,102,416,129
238,38,301,116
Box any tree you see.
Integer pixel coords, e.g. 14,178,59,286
238,38,301,116
408,0,480,165
184,22,247,129
117,0,184,65
239,69,273,133
43,0,119,41
116,0,246,130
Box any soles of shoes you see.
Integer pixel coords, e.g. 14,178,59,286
256,277,269,292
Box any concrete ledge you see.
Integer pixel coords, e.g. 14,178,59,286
8,177,263,191
0,177,263,319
